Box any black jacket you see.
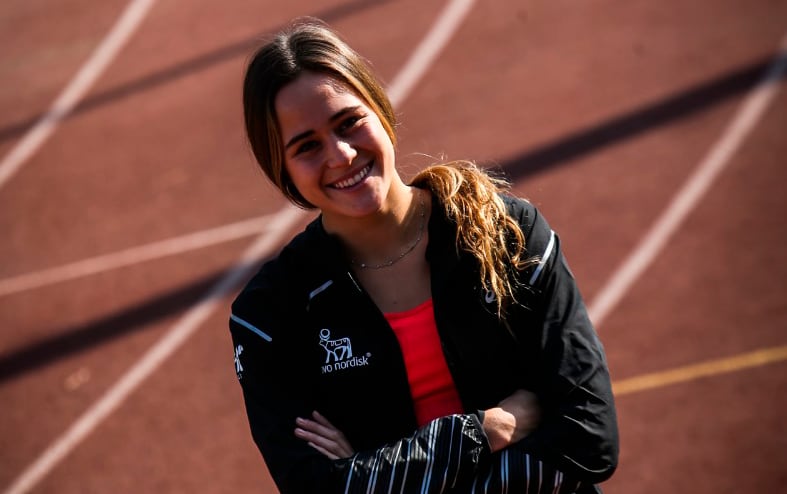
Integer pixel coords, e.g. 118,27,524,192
229,194,619,493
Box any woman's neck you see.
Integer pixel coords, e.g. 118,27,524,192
327,185,428,268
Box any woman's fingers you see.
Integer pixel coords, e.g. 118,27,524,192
294,424,353,458
483,389,542,452
306,440,341,460
295,411,355,459
497,389,541,441
296,416,338,440
311,410,335,428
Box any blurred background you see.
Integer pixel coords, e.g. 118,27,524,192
1,0,785,492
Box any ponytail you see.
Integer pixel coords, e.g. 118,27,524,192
411,161,536,317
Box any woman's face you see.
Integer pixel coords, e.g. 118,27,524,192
275,71,398,225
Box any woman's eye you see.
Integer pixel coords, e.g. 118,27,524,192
338,116,361,132
295,141,319,155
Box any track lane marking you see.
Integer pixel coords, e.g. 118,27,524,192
0,0,477,297
1,206,302,494
1,2,476,493
613,345,787,396
6,8,784,494
0,215,272,297
385,0,474,105
588,32,787,328
0,0,157,190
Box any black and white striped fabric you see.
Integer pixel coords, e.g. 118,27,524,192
339,414,582,494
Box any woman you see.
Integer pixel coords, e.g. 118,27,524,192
230,18,618,493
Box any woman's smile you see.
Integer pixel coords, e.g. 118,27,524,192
329,162,373,190
275,71,402,222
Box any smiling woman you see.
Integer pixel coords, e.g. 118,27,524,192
274,71,401,227
230,17,618,494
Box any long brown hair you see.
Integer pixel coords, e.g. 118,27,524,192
243,18,396,209
412,161,536,316
243,19,532,317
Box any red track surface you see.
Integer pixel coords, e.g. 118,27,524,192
1,1,785,492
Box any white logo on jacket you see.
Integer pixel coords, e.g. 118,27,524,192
234,345,244,380
318,329,370,375
319,328,352,362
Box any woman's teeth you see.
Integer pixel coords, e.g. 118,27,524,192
333,164,371,189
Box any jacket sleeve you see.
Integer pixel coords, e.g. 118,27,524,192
468,447,591,494
506,202,619,488
229,291,491,493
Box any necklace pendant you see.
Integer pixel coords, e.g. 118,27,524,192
351,194,426,270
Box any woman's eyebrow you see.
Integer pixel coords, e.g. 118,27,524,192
285,130,314,150
330,105,362,121
284,106,363,150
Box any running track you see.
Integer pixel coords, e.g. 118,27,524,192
1,0,785,492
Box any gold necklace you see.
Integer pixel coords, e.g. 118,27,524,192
351,196,426,270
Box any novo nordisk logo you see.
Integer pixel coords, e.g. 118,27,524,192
319,328,370,374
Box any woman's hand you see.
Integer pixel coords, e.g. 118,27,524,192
482,389,541,453
295,411,355,460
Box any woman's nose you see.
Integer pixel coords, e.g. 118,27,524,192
325,138,357,168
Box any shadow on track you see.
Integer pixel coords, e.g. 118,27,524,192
2,53,784,384
0,0,391,143
496,54,786,181
0,259,268,384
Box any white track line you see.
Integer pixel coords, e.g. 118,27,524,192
0,0,157,190
0,0,476,299
588,32,787,328
0,215,271,297
1,2,476,493
385,0,475,105
0,206,302,494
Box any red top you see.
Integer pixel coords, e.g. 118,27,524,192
385,299,464,426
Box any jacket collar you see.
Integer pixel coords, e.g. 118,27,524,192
290,192,466,284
